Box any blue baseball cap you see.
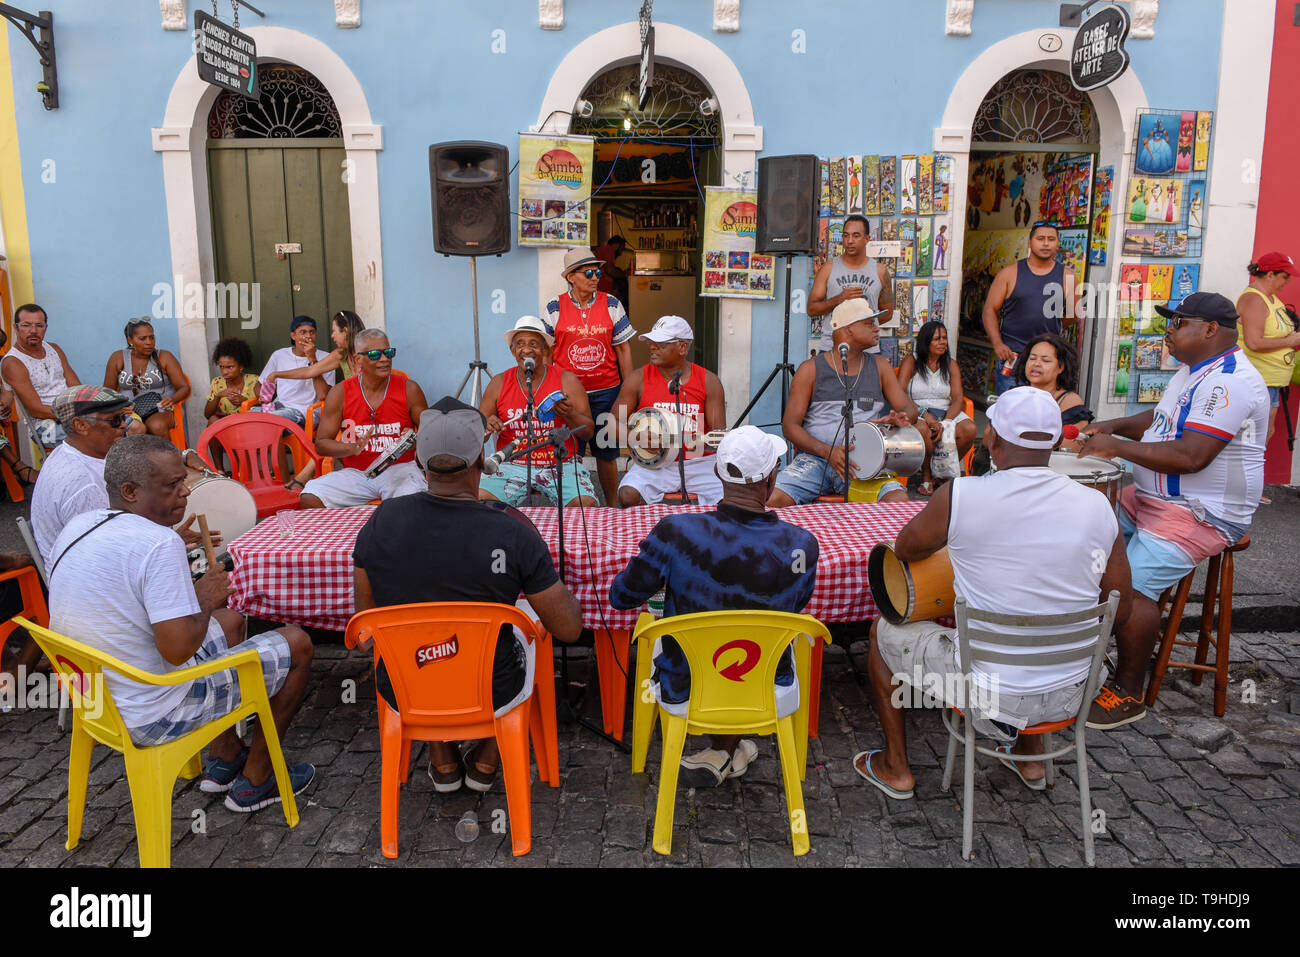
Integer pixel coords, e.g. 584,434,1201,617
289,315,317,332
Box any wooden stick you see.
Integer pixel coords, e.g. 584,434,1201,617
196,514,218,569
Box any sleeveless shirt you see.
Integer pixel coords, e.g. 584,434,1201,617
998,258,1066,354
802,353,890,450
338,371,415,471
639,363,713,459
1237,286,1296,386
495,363,580,468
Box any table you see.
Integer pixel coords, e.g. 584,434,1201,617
227,500,926,736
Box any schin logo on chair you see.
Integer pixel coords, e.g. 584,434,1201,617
415,636,459,667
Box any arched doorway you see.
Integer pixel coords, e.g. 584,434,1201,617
571,61,722,372
957,69,1100,402
206,64,354,368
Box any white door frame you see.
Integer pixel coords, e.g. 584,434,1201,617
153,27,384,441
534,20,763,419
934,29,1146,415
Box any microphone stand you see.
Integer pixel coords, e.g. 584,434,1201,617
524,362,536,505
669,368,694,505
839,346,855,504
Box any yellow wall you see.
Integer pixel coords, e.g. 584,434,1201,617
0,21,35,336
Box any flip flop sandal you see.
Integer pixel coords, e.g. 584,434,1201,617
853,749,914,800
284,478,306,492
463,741,499,793
995,744,1047,791
916,481,934,497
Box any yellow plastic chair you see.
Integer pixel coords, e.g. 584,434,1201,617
630,610,831,856
15,617,300,868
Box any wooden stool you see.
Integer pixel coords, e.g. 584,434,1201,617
1144,535,1250,717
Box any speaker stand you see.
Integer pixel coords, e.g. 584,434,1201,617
454,255,491,405
730,253,797,429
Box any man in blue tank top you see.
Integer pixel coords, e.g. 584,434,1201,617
982,222,1082,394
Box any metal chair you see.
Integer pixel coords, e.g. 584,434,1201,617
940,590,1121,866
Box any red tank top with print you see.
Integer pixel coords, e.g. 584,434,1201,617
496,363,580,468
338,371,415,471
552,293,620,391
639,363,713,459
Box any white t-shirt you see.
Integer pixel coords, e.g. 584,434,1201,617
260,347,335,413
48,509,202,730
30,442,109,567
948,467,1119,695
1132,347,1268,528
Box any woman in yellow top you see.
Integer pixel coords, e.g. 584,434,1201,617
264,309,364,389
1236,252,1300,442
204,337,260,425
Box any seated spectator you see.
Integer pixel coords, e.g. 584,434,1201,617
299,330,428,506
0,329,38,485
266,309,364,387
1013,333,1093,429
897,320,976,494
2,303,80,449
259,316,335,426
609,426,820,787
47,435,315,811
352,397,583,790
857,388,1132,799
204,337,260,425
479,316,598,508
104,319,191,439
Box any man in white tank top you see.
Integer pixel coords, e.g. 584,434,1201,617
853,388,1134,800
2,304,81,448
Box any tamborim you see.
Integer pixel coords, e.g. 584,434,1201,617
626,407,683,469
1048,452,1124,514
365,428,417,478
177,472,257,544
867,542,955,624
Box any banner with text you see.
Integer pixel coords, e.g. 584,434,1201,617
700,187,774,299
517,132,595,248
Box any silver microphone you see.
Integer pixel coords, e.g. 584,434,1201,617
482,439,519,475
838,342,850,373
523,357,535,388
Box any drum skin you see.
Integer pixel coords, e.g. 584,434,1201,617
177,473,258,543
868,542,955,624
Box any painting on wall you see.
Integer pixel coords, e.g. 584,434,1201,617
1135,113,1177,174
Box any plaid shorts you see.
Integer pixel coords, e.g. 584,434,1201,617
128,621,292,747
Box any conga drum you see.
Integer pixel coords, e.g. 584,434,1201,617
867,542,955,624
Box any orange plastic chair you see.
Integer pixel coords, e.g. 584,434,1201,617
961,396,976,476
195,411,323,520
0,565,49,645
166,370,191,452
344,602,559,858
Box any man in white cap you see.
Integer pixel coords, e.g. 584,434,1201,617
479,316,598,508
609,426,820,787
769,298,920,506
611,315,726,507
854,387,1133,800
353,396,583,791
545,247,636,504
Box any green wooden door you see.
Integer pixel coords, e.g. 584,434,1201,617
208,139,355,368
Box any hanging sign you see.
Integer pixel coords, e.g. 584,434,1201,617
517,132,595,248
639,26,655,110
700,188,775,300
194,10,259,98
1069,3,1130,92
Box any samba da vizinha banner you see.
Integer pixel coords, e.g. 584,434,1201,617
517,132,595,248
700,187,774,299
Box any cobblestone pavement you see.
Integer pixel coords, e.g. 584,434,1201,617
1,629,1297,868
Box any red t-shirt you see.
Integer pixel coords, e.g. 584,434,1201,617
548,293,623,391
495,363,580,468
338,371,416,471
639,363,713,460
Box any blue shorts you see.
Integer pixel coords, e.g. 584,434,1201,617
583,385,621,461
1267,385,1281,408
1120,504,1200,601
993,367,1018,396
773,451,905,504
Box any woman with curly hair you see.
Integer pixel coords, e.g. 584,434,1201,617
204,337,260,425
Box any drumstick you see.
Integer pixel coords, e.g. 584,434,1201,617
196,514,218,569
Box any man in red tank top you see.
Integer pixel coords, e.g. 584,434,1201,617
612,315,726,506
478,316,598,508
300,330,429,508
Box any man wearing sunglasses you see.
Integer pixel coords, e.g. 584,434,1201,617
981,221,1082,394
544,247,636,505
1077,293,1268,731
300,329,429,508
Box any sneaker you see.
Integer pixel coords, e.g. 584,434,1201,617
679,748,731,788
200,747,249,793
224,763,316,813
726,740,759,779
1086,682,1147,730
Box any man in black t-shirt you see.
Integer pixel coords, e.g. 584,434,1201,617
353,396,582,793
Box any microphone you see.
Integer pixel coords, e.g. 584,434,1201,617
668,369,682,395
523,357,535,389
838,342,850,373
482,439,519,475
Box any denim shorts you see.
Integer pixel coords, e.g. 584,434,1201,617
1267,385,1281,408
583,386,622,461
773,451,905,503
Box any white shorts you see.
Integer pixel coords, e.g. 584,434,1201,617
620,455,724,505
301,461,425,507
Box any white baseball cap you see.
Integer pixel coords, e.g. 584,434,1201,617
714,426,787,484
830,298,889,331
504,315,554,348
988,386,1062,450
639,315,694,343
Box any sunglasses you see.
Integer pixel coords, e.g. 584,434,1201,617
87,411,130,428
1031,220,1059,230
362,347,397,360
580,268,602,279
1165,316,1210,331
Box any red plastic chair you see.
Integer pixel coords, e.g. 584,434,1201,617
194,412,323,520
344,601,559,858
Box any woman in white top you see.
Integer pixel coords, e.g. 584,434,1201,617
897,320,975,494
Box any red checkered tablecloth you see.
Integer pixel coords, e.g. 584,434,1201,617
228,501,925,633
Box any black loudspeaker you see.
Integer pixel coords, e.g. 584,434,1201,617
755,154,819,254
429,141,510,257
